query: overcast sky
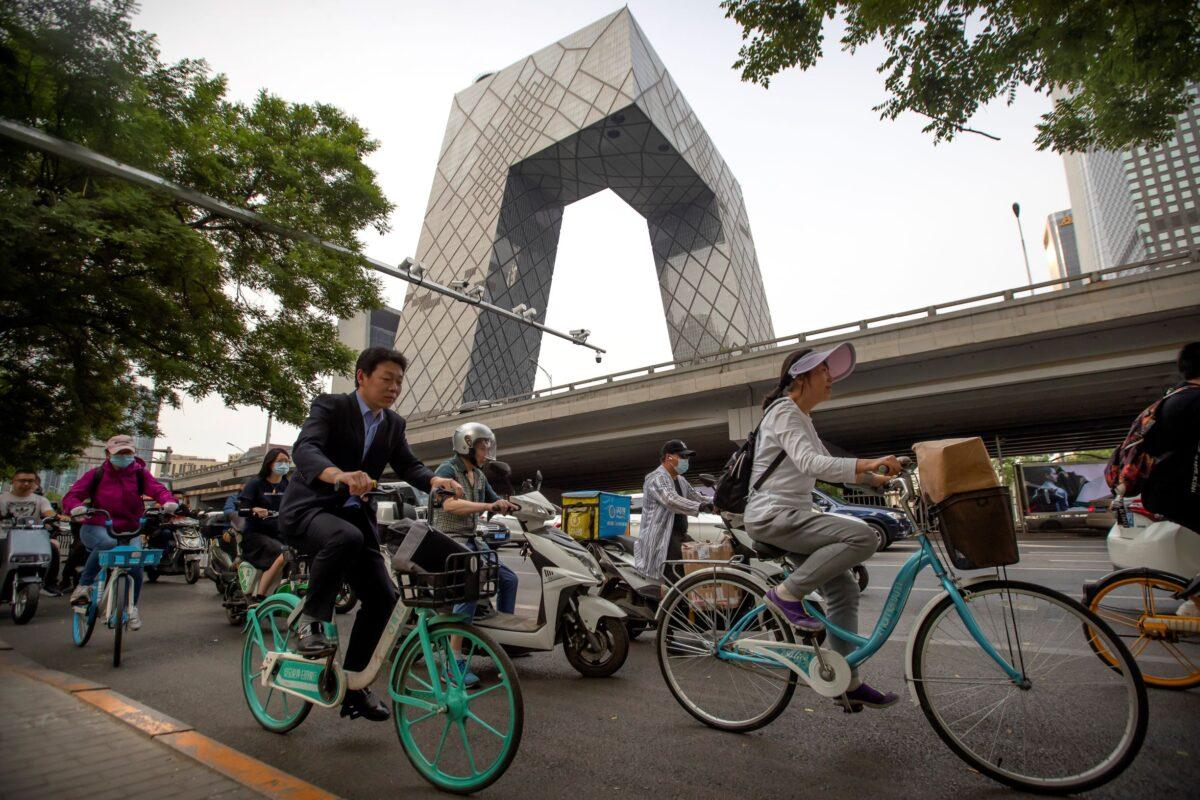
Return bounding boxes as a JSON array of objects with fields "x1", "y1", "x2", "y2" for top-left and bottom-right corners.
[{"x1": 133, "y1": 0, "x2": 1070, "y2": 460}]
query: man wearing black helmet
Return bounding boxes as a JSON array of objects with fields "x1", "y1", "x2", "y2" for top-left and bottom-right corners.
[{"x1": 635, "y1": 440, "x2": 712, "y2": 581}]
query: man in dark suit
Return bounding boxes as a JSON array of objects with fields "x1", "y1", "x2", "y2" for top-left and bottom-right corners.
[{"x1": 280, "y1": 346, "x2": 462, "y2": 721}]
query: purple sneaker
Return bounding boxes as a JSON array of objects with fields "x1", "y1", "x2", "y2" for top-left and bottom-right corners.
[
  {"x1": 764, "y1": 588, "x2": 825, "y2": 633},
  {"x1": 836, "y1": 682, "x2": 899, "y2": 711}
]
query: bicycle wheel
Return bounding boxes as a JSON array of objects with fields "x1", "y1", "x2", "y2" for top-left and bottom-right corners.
[
  {"x1": 391, "y1": 620, "x2": 523, "y2": 794},
  {"x1": 912, "y1": 580, "x2": 1148, "y2": 794},
  {"x1": 656, "y1": 570, "x2": 796, "y2": 732},
  {"x1": 112, "y1": 573, "x2": 129, "y2": 668},
  {"x1": 1086, "y1": 571, "x2": 1200, "y2": 690},
  {"x1": 241, "y1": 595, "x2": 312, "y2": 733},
  {"x1": 72, "y1": 585, "x2": 98, "y2": 647}
]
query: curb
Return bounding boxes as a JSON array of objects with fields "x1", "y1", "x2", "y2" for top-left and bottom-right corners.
[{"x1": 0, "y1": 647, "x2": 338, "y2": 800}]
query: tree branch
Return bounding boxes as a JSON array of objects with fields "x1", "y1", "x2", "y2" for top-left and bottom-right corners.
[{"x1": 912, "y1": 109, "x2": 1001, "y2": 141}]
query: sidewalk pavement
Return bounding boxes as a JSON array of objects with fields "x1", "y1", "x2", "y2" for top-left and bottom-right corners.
[{"x1": 0, "y1": 639, "x2": 336, "y2": 800}]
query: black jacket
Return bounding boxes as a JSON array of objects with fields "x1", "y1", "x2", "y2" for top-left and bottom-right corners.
[{"x1": 280, "y1": 392, "x2": 434, "y2": 537}]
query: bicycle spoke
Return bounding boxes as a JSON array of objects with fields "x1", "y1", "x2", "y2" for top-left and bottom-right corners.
[
  {"x1": 430, "y1": 719, "x2": 452, "y2": 768},
  {"x1": 466, "y1": 681, "x2": 508, "y2": 702},
  {"x1": 457, "y1": 720, "x2": 478, "y2": 776},
  {"x1": 466, "y1": 710, "x2": 506, "y2": 740}
]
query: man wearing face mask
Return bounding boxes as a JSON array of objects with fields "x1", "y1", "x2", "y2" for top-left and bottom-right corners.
[{"x1": 634, "y1": 440, "x2": 712, "y2": 581}]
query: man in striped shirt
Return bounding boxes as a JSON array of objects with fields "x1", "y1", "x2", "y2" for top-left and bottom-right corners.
[{"x1": 634, "y1": 440, "x2": 712, "y2": 581}]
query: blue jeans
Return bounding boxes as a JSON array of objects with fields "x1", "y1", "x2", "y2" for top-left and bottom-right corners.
[
  {"x1": 78, "y1": 525, "x2": 143, "y2": 603},
  {"x1": 453, "y1": 539, "x2": 518, "y2": 618}
]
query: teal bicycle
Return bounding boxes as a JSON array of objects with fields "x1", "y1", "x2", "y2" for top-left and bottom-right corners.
[
  {"x1": 241, "y1": 489, "x2": 523, "y2": 794},
  {"x1": 71, "y1": 508, "x2": 163, "y2": 667},
  {"x1": 656, "y1": 460, "x2": 1148, "y2": 794}
]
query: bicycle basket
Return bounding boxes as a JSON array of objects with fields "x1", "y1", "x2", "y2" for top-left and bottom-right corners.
[
  {"x1": 931, "y1": 487, "x2": 1019, "y2": 570},
  {"x1": 389, "y1": 519, "x2": 499, "y2": 607},
  {"x1": 98, "y1": 546, "x2": 164, "y2": 568}
]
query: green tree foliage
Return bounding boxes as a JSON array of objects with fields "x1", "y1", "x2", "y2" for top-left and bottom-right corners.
[
  {"x1": 0, "y1": 0, "x2": 392, "y2": 472},
  {"x1": 721, "y1": 0, "x2": 1200, "y2": 152}
]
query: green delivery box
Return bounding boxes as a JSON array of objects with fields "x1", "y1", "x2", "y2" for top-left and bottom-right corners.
[{"x1": 561, "y1": 491, "x2": 631, "y2": 540}]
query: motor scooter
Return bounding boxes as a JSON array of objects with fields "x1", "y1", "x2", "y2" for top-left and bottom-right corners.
[
  {"x1": 388, "y1": 477, "x2": 630, "y2": 677},
  {"x1": 0, "y1": 515, "x2": 53, "y2": 624},
  {"x1": 1104, "y1": 496, "x2": 1200, "y2": 575},
  {"x1": 144, "y1": 510, "x2": 206, "y2": 584}
]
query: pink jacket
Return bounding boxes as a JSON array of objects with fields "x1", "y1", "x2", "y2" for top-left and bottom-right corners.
[{"x1": 63, "y1": 458, "x2": 177, "y2": 533}]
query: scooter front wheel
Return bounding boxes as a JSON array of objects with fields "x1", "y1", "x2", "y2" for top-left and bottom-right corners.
[
  {"x1": 11, "y1": 583, "x2": 39, "y2": 624},
  {"x1": 391, "y1": 621, "x2": 523, "y2": 794},
  {"x1": 184, "y1": 560, "x2": 201, "y2": 584},
  {"x1": 563, "y1": 615, "x2": 629, "y2": 677}
]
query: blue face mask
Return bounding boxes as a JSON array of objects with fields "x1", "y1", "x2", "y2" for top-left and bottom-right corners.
[
  {"x1": 110, "y1": 454, "x2": 135, "y2": 469},
  {"x1": 273, "y1": 462, "x2": 292, "y2": 475},
  {"x1": 676, "y1": 458, "x2": 690, "y2": 475}
]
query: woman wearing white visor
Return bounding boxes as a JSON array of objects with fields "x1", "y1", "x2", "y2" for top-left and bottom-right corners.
[{"x1": 746, "y1": 343, "x2": 902, "y2": 711}]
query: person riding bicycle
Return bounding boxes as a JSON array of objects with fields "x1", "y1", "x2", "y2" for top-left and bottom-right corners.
[
  {"x1": 64, "y1": 435, "x2": 179, "y2": 630},
  {"x1": 430, "y1": 423, "x2": 519, "y2": 687},
  {"x1": 236, "y1": 447, "x2": 292, "y2": 604},
  {"x1": 745, "y1": 344, "x2": 900, "y2": 711},
  {"x1": 279, "y1": 347, "x2": 462, "y2": 722},
  {"x1": 1141, "y1": 341, "x2": 1200, "y2": 536}
]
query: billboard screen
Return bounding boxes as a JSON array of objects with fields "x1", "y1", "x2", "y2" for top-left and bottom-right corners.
[{"x1": 1020, "y1": 462, "x2": 1110, "y2": 512}]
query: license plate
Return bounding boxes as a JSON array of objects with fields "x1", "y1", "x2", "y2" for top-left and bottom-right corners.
[{"x1": 491, "y1": 531, "x2": 508, "y2": 541}]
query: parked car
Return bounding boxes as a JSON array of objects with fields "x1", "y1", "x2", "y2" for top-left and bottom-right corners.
[{"x1": 811, "y1": 489, "x2": 914, "y2": 551}]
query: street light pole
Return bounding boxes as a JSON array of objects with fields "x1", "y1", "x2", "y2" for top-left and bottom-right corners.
[
  {"x1": 1012, "y1": 202, "x2": 1034, "y2": 285},
  {"x1": 525, "y1": 356, "x2": 553, "y2": 387}
]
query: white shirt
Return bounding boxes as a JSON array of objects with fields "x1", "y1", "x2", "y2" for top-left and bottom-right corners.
[
  {"x1": 0, "y1": 491, "x2": 53, "y2": 521},
  {"x1": 744, "y1": 400, "x2": 857, "y2": 524}
]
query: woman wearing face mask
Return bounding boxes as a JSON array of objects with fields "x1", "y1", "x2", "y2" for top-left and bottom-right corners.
[
  {"x1": 64, "y1": 435, "x2": 179, "y2": 629},
  {"x1": 236, "y1": 447, "x2": 292, "y2": 603},
  {"x1": 745, "y1": 344, "x2": 902, "y2": 711},
  {"x1": 634, "y1": 439, "x2": 713, "y2": 581}
]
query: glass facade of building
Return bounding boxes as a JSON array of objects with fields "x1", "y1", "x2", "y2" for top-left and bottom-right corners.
[{"x1": 391, "y1": 9, "x2": 774, "y2": 415}]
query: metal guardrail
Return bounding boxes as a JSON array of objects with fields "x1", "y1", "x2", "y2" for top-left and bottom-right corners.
[{"x1": 411, "y1": 248, "x2": 1199, "y2": 424}]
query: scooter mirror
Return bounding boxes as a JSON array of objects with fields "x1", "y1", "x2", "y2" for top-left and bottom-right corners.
[{"x1": 535, "y1": 470, "x2": 543, "y2": 491}]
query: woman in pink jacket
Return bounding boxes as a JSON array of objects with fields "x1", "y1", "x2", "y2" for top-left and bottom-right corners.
[{"x1": 64, "y1": 435, "x2": 178, "y2": 630}]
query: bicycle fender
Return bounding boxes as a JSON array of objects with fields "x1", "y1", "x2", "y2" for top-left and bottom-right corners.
[
  {"x1": 903, "y1": 575, "x2": 994, "y2": 705},
  {"x1": 577, "y1": 594, "x2": 625, "y2": 632},
  {"x1": 1082, "y1": 567, "x2": 1184, "y2": 604}
]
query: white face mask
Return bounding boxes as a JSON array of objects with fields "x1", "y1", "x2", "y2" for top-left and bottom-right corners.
[{"x1": 676, "y1": 458, "x2": 690, "y2": 475}]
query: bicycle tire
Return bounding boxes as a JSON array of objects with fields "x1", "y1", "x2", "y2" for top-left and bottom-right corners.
[
  {"x1": 391, "y1": 620, "x2": 523, "y2": 794},
  {"x1": 73, "y1": 587, "x2": 98, "y2": 647},
  {"x1": 241, "y1": 595, "x2": 312, "y2": 733},
  {"x1": 1086, "y1": 570, "x2": 1200, "y2": 690},
  {"x1": 912, "y1": 579, "x2": 1148, "y2": 794},
  {"x1": 656, "y1": 569, "x2": 796, "y2": 732},
  {"x1": 112, "y1": 573, "x2": 128, "y2": 668}
]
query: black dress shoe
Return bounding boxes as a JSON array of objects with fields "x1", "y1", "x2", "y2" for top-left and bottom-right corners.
[
  {"x1": 340, "y1": 688, "x2": 390, "y2": 722},
  {"x1": 297, "y1": 621, "x2": 336, "y2": 658}
]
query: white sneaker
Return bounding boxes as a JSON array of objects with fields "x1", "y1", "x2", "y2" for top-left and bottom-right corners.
[
  {"x1": 127, "y1": 606, "x2": 142, "y2": 631},
  {"x1": 70, "y1": 584, "x2": 91, "y2": 610}
]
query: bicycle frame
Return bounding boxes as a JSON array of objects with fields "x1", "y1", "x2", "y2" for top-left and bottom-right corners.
[
  {"x1": 260, "y1": 593, "x2": 467, "y2": 709},
  {"x1": 715, "y1": 534, "x2": 1023, "y2": 683}
]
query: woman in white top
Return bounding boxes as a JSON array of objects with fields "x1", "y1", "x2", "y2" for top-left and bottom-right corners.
[{"x1": 745, "y1": 343, "x2": 901, "y2": 710}]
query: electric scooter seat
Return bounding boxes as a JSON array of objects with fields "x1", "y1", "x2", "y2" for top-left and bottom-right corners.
[
  {"x1": 607, "y1": 535, "x2": 637, "y2": 555},
  {"x1": 635, "y1": 583, "x2": 662, "y2": 601},
  {"x1": 751, "y1": 540, "x2": 790, "y2": 560}
]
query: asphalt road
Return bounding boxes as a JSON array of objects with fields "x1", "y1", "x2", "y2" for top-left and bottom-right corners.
[{"x1": 3, "y1": 534, "x2": 1197, "y2": 799}]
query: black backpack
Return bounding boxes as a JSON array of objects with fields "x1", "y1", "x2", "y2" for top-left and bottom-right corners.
[{"x1": 711, "y1": 400, "x2": 787, "y2": 514}]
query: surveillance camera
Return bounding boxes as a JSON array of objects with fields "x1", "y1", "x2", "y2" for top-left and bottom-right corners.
[
  {"x1": 449, "y1": 279, "x2": 470, "y2": 291},
  {"x1": 465, "y1": 284, "x2": 486, "y2": 301},
  {"x1": 569, "y1": 329, "x2": 591, "y2": 343},
  {"x1": 595, "y1": 354, "x2": 603, "y2": 364},
  {"x1": 521, "y1": 307, "x2": 538, "y2": 321}
]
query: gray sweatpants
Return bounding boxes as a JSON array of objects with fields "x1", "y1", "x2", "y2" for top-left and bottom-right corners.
[{"x1": 747, "y1": 508, "x2": 877, "y2": 675}]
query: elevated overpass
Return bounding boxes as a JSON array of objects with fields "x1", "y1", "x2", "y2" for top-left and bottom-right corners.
[
  {"x1": 171, "y1": 252, "x2": 1199, "y2": 505},
  {"x1": 404, "y1": 252, "x2": 1200, "y2": 493}
]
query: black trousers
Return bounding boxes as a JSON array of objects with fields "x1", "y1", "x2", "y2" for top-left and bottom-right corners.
[{"x1": 291, "y1": 507, "x2": 398, "y2": 673}]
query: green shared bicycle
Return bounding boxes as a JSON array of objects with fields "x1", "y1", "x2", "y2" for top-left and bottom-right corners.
[
  {"x1": 241, "y1": 491, "x2": 522, "y2": 794},
  {"x1": 656, "y1": 459, "x2": 1148, "y2": 795}
]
